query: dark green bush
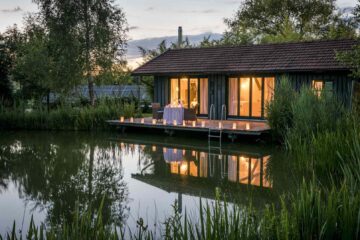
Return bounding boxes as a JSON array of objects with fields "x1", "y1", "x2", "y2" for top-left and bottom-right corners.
[{"x1": 0, "y1": 100, "x2": 140, "y2": 131}]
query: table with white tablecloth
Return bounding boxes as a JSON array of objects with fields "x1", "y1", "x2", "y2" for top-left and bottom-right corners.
[{"x1": 163, "y1": 107, "x2": 184, "y2": 124}]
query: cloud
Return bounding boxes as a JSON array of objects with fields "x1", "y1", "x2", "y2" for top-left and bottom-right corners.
[
  {"x1": 223, "y1": 0, "x2": 240, "y2": 5},
  {"x1": 129, "y1": 26, "x2": 140, "y2": 30},
  {"x1": 0, "y1": 6, "x2": 22, "y2": 13},
  {"x1": 179, "y1": 9, "x2": 219, "y2": 14},
  {"x1": 145, "y1": 7, "x2": 154, "y2": 11}
]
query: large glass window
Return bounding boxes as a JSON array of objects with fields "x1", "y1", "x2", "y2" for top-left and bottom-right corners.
[
  {"x1": 170, "y1": 78, "x2": 179, "y2": 104},
  {"x1": 228, "y1": 78, "x2": 238, "y2": 115},
  {"x1": 229, "y1": 76, "x2": 275, "y2": 118},
  {"x1": 252, "y1": 77, "x2": 262, "y2": 117},
  {"x1": 170, "y1": 77, "x2": 208, "y2": 114},
  {"x1": 200, "y1": 78, "x2": 208, "y2": 114},
  {"x1": 240, "y1": 78, "x2": 250, "y2": 116}
]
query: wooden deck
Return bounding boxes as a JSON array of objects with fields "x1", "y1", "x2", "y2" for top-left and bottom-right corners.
[{"x1": 107, "y1": 117, "x2": 270, "y2": 138}]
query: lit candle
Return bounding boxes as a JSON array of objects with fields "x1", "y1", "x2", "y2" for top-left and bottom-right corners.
[
  {"x1": 218, "y1": 122, "x2": 222, "y2": 129},
  {"x1": 192, "y1": 121, "x2": 196, "y2": 127},
  {"x1": 152, "y1": 119, "x2": 156, "y2": 124},
  {"x1": 183, "y1": 121, "x2": 186, "y2": 127},
  {"x1": 232, "y1": 123, "x2": 237, "y2": 130},
  {"x1": 163, "y1": 119, "x2": 167, "y2": 125},
  {"x1": 201, "y1": 121, "x2": 206, "y2": 128},
  {"x1": 173, "y1": 120, "x2": 177, "y2": 126},
  {"x1": 141, "y1": 118, "x2": 145, "y2": 124},
  {"x1": 120, "y1": 116, "x2": 124, "y2": 122},
  {"x1": 152, "y1": 146, "x2": 157, "y2": 152},
  {"x1": 130, "y1": 117, "x2": 134, "y2": 123},
  {"x1": 246, "y1": 123, "x2": 251, "y2": 130}
]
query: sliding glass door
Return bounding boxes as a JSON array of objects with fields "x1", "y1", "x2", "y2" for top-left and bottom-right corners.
[
  {"x1": 170, "y1": 77, "x2": 208, "y2": 114},
  {"x1": 228, "y1": 77, "x2": 275, "y2": 118}
]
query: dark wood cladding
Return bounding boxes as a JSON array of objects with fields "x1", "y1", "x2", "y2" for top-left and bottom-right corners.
[
  {"x1": 283, "y1": 72, "x2": 354, "y2": 106},
  {"x1": 154, "y1": 72, "x2": 356, "y2": 120},
  {"x1": 154, "y1": 76, "x2": 168, "y2": 106},
  {"x1": 133, "y1": 39, "x2": 357, "y2": 76}
]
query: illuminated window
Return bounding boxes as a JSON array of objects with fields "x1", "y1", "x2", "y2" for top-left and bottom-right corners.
[
  {"x1": 170, "y1": 78, "x2": 208, "y2": 114},
  {"x1": 312, "y1": 80, "x2": 324, "y2": 97},
  {"x1": 228, "y1": 76, "x2": 275, "y2": 118}
]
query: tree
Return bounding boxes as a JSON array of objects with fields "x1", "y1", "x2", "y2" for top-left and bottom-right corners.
[
  {"x1": 223, "y1": 0, "x2": 356, "y2": 45},
  {"x1": 336, "y1": 0, "x2": 360, "y2": 78},
  {"x1": 33, "y1": 0, "x2": 128, "y2": 106},
  {"x1": 0, "y1": 34, "x2": 13, "y2": 103}
]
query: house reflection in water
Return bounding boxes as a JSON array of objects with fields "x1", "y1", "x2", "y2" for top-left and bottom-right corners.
[{"x1": 162, "y1": 147, "x2": 272, "y2": 188}]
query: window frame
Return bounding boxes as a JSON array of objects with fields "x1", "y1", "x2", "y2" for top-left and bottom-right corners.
[
  {"x1": 169, "y1": 77, "x2": 209, "y2": 116},
  {"x1": 227, "y1": 76, "x2": 275, "y2": 119}
]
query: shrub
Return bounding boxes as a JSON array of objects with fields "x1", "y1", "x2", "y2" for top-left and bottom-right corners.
[
  {"x1": 0, "y1": 99, "x2": 140, "y2": 131},
  {"x1": 266, "y1": 76, "x2": 296, "y2": 141}
]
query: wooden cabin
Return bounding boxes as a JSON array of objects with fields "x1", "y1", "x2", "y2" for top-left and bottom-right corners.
[{"x1": 132, "y1": 39, "x2": 358, "y2": 120}]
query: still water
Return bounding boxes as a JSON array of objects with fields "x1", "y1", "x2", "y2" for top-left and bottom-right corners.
[{"x1": 0, "y1": 131, "x2": 294, "y2": 236}]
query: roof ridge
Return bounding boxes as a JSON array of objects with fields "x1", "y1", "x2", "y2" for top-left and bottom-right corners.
[{"x1": 168, "y1": 38, "x2": 358, "y2": 51}]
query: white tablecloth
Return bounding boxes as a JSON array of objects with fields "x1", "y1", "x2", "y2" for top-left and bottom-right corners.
[{"x1": 163, "y1": 107, "x2": 184, "y2": 124}]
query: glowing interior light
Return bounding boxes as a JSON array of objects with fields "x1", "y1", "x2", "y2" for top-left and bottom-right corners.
[
  {"x1": 180, "y1": 163, "x2": 188, "y2": 172},
  {"x1": 120, "y1": 116, "x2": 124, "y2": 122},
  {"x1": 141, "y1": 118, "x2": 145, "y2": 124},
  {"x1": 163, "y1": 119, "x2": 167, "y2": 125},
  {"x1": 183, "y1": 121, "x2": 186, "y2": 126},
  {"x1": 192, "y1": 121, "x2": 196, "y2": 127},
  {"x1": 218, "y1": 122, "x2": 222, "y2": 129},
  {"x1": 201, "y1": 121, "x2": 206, "y2": 128},
  {"x1": 130, "y1": 117, "x2": 134, "y2": 123},
  {"x1": 152, "y1": 146, "x2": 157, "y2": 152},
  {"x1": 173, "y1": 120, "x2": 177, "y2": 126},
  {"x1": 163, "y1": 147, "x2": 167, "y2": 153},
  {"x1": 246, "y1": 123, "x2": 251, "y2": 130},
  {"x1": 232, "y1": 123, "x2": 237, "y2": 129},
  {"x1": 152, "y1": 119, "x2": 156, "y2": 124}
]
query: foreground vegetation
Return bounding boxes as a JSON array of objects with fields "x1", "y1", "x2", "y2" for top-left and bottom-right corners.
[
  {"x1": 0, "y1": 99, "x2": 140, "y2": 131},
  {"x1": 2, "y1": 79, "x2": 359, "y2": 239}
]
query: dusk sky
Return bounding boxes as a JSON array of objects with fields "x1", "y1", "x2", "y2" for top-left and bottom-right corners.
[{"x1": 0, "y1": 0, "x2": 358, "y2": 41}]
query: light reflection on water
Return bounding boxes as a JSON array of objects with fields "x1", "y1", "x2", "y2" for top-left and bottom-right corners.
[{"x1": 0, "y1": 131, "x2": 293, "y2": 236}]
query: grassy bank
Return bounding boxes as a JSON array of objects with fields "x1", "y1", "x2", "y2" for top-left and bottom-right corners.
[{"x1": 0, "y1": 99, "x2": 140, "y2": 131}]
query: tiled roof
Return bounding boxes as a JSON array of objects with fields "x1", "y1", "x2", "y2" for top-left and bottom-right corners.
[{"x1": 132, "y1": 39, "x2": 357, "y2": 75}]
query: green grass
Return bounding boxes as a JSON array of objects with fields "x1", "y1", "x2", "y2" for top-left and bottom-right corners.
[{"x1": 0, "y1": 99, "x2": 141, "y2": 131}]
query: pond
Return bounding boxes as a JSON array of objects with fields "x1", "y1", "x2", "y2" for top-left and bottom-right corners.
[{"x1": 0, "y1": 131, "x2": 295, "y2": 236}]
